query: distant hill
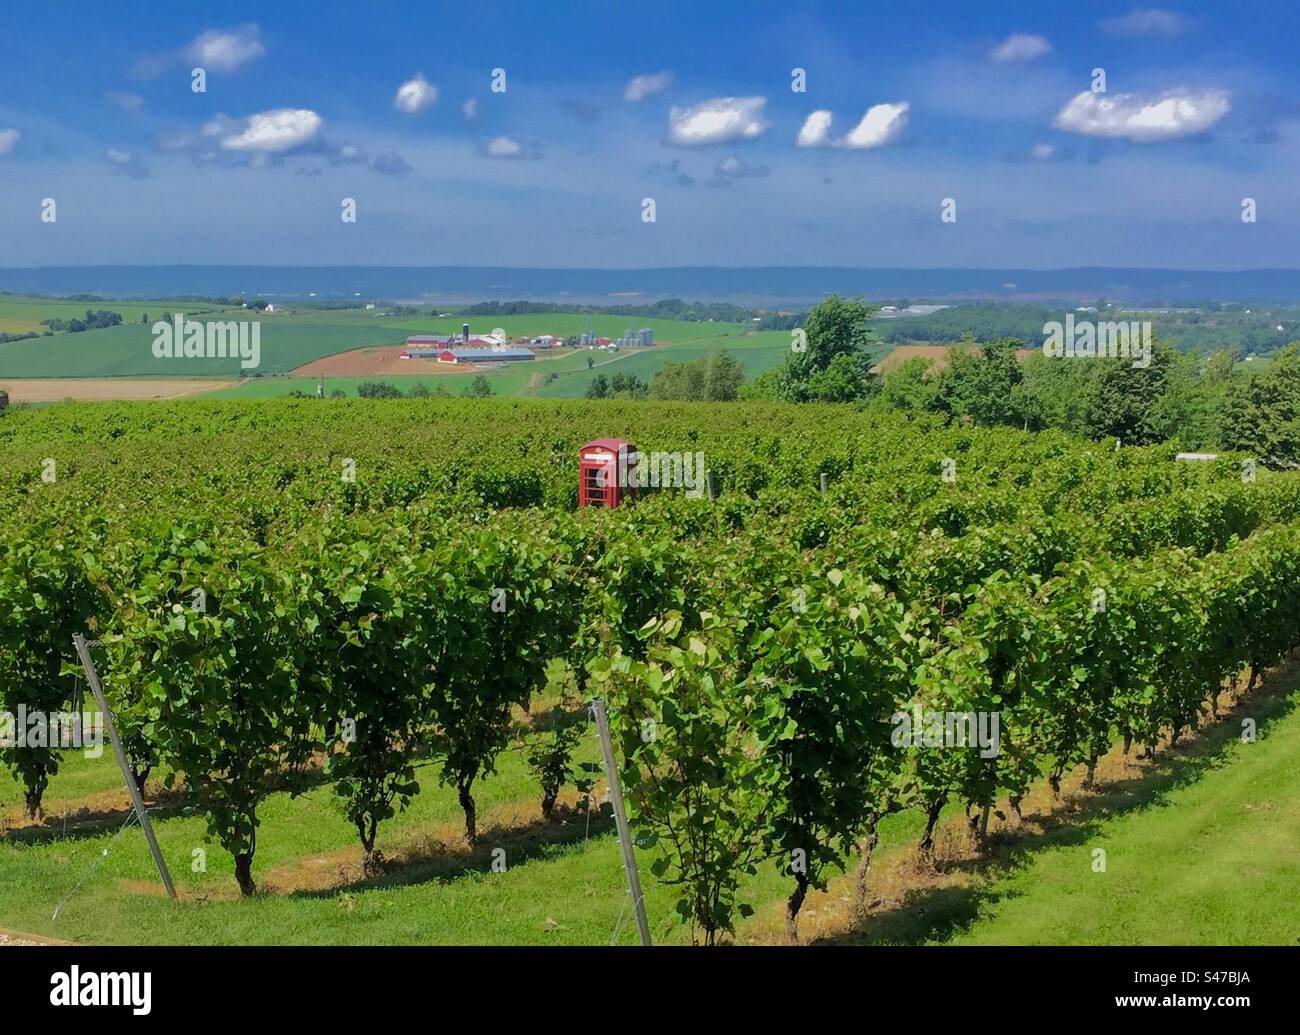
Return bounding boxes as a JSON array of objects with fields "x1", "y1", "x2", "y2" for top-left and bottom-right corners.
[{"x1": 4, "y1": 266, "x2": 1300, "y2": 306}]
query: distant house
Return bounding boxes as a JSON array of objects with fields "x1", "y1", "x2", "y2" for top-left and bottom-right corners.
[{"x1": 264, "y1": 303, "x2": 278, "y2": 314}]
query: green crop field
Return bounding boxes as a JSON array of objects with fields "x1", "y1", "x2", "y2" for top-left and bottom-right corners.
[
  {"x1": 0, "y1": 300, "x2": 770, "y2": 386},
  {"x1": 2, "y1": 399, "x2": 1299, "y2": 947},
  {"x1": 394, "y1": 313, "x2": 756, "y2": 343},
  {"x1": 0, "y1": 295, "x2": 225, "y2": 336},
  {"x1": 0, "y1": 310, "x2": 411, "y2": 378}
]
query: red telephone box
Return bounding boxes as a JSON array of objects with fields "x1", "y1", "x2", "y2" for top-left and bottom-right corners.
[{"x1": 579, "y1": 438, "x2": 637, "y2": 508}]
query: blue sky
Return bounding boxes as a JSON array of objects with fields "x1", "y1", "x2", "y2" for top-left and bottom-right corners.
[{"x1": 1, "y1": 0, "x2": 1298, "y2": 268}]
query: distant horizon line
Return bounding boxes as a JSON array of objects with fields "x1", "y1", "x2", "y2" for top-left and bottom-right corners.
[{"x1": 3, "y1": 263, "x2": 1300, "y2": 274}]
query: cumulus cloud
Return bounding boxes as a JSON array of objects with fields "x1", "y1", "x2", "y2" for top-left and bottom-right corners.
[
  {"x1": 394, "y1": 75, "x2": 437, "y2": 114},
  {"x1": 187, "y1": 24, "x2": 266, "y2": 71},
  {"x1": 797, "y1": 110, "x2": 833, "y2": 148},
  {"x1": 0, "y1": 129, "x2": 19, "y2": 155},
  {"x1": 840, "y1": 102, "x2": 910, "y2": 148},
  {"x1": 160, "y1": 110, "x2": 406, "y2": 174},
  {"x1": 796, "y1": 103, "x2": 909, "y2": 149},
  {"x1": 106, "y1": 91, "x2": 145, "y2": 113},
  {"x1": 462, "y1": 98, "x2": 479, "y2": 121},
  {"x1": 1053, "y1": 88, "x2": 1230, "y2": 142},
  {"x1": 205, "y1": 108, "x2": 324, "y2": 153},
  {"x1": 104, "y1": 148, "x2": 150, "y2": 179},
  {"x1": 1100, "y1": 8, "x2": 1191, "y2": 37},
  {"x1": 667, "y1": 96, "x2": 767, "y2": 146},
  {"x1": 1029, "y1": 142, "x2": 1057, "y2": 160},
  {"x1": 479, "y1": 135, "x2": 542, "y2": 160},
  {"x1": 135, "y1": 23, "x2": 265, "y2": 78},
  {"x1": 625, "y1": 71, "x2": 673, "y2": 102},
  {"x1": 989, "y1": 33, "x2": 1052, "y2": 62}
]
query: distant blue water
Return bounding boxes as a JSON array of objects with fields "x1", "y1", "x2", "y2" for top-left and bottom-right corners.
[{"x1": 2, "y1": 266, "x2": 1298, "y2": 305}]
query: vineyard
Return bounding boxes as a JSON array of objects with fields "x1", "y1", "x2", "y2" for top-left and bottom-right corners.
[{"x1": 2, "y1": 398, "x2": 1299, "y2": 945}]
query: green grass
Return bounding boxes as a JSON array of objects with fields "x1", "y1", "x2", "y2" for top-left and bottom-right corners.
[
  {"x1": 0, "y1": 295, "x2": 218, "y2": 336},
  {"x1": 0, "y1": 314, "x2": 410, "y2": 378},
  {"x1": 5, "y1": 680, "x2": 1299, "y2": 944},
  {"x1": 815, "y1": 680, "x2": 1300, "y2": 947},
  {"x1": 939, "y1": 691, "x2": 1300, "y2": 946}
]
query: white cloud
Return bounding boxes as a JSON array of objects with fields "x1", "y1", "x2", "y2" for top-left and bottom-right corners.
[
  {"x1": 796, "y1": 103, "x2": 909, "y2": 150},
  {"x1": 0, "y1": 129, "x2": 19, "y2": 155},
  {"x1": 394, "y1": 75, "x2": 438, "y2": 114},
  {"x1": 625, "y1": 71, "x2": 673, "y2": 102},
  {"x1": 462, "y1": 98, "x2": 479, "y2": 121},
  {"x1": 797, "y1": 110, "x2": 833, "y2": 148},
  {"x1": 484, "y1": 136, "x2": 521, "y2": 158},
  {"x1": 667, "y1": 96, "x2": 767, "y2": 146},
  {"x1": 134, "y1": 23, "x2": 265, "y2": 78},
  {"x1": 1100, "y1": 8, "x2": 1191, "y2": 37},
  {"x1": 1053, "y1": 88, "x2": 1230, "y2": 142},
  {"x1": 840, "y1": 102, "x2": 910, "y2": 149},
  {"x1": 206, "y1": 108, "x2": 324, "y2": 153},
  {"x1": 1028, "y1": 142, "x2": 1057, "y2": 160},
  {"x1": 186, "y1": 24, "x2": 265, "y2": 72},
  {"x1": 989, "y1": 33, "x2": 1052, "y2": 63},
  {"x1": 480, "y1": 135, "x2": 542, "y2": 160}
]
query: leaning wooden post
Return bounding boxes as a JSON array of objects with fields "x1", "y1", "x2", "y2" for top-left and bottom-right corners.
[
  {"x1": 73, "y1": 634, "x2": 177, "y2": 899},
  {"x1": 819, "y1": 471, "x2": 828, "y2": 493},
  {"x1": 592, "y1": 698, "x2": 651, "y2": 946}
]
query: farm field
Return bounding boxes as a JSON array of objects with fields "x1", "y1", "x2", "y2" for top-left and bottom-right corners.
[
  {"x1": 0, "y1": 295, "x2": 228, "y2": 336},
  {"x1": 0, "y1": 378, "x2": 231, "y2": 403},
  {"x1": 0, "y1": 312, "x2": 411, "y2": 378},
  {"x1": 3, "y1": 399, "x2": 1300, "y2": 946},
  {"x1": 0, "y1": 296, "x2": 779, "y2": 395}
]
